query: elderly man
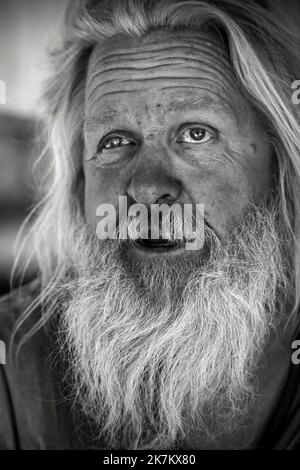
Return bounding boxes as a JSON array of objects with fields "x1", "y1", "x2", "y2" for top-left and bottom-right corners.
[{"x1": 1, "y1": 0, "x2": 300, "y2": 450}]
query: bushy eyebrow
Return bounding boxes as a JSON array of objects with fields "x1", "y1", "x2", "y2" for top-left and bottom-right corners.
[
  {"x1": 84, "y1": 93, "x2": 236, "y2": 131},
  {"x1": 165, "y1": 94, "x2": 232, "y2": 113},
  {"x1": 84, "y1": 107, "x2": 120, "y2": 127}
]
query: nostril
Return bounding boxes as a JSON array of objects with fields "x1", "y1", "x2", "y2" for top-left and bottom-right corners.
[{"x1": 156, "y1": 194, "x2": 177, "y2": 204}]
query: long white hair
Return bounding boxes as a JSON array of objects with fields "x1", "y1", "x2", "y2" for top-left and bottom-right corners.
[{"x1": 11, "y1": 0, "x2": 300, "y2": 345}]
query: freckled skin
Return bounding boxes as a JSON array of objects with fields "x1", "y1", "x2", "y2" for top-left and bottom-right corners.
[{"x1": 83, "y1": 30, "x2": 274, "y2": 238}]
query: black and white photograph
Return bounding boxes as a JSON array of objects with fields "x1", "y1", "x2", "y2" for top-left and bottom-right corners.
[{"x1": 1, "y1": 0, "x2": 300, "y2": 456}]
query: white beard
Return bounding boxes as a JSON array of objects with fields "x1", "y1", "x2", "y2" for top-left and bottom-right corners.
[{"x1": 55, "y1": 203, "x2": 290, "y2": 449}]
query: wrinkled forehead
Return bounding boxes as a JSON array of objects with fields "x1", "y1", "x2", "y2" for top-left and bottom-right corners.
[{"x1": 85, "y1": 29, "x2": 244, "y2": 119}]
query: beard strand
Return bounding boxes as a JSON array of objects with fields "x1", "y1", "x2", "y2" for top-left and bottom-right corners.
[{"x1": 52, "y1": 201, "x2": 291, "y2": 449}]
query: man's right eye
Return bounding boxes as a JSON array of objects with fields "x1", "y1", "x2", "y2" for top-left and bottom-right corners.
[{"x1": 97, "y1": 134, "x2": 134, "y2": 153}]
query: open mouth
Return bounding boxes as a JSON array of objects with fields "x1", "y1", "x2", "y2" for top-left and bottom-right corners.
[{"x1": 132, "y1": 238, "x2": 185, "y2": 253}]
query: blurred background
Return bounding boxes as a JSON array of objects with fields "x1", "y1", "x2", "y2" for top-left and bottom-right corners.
[
  {"x1": 0, "y1": 0, "x2": 69, "y2": 294},
  {"x1": 0, "y1": 0, "x2": 299, "y2": 295}
]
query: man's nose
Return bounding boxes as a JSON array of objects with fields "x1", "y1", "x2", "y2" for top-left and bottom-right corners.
[{"x1": 127, "y1": 163, "x2": 182, "y2": 205}]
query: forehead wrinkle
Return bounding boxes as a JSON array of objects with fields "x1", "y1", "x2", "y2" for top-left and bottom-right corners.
[
  {"x1": 87, "y1": 47, "x2": 237, "y2": 108},
  {"x1": 107, "y1": 31, "x2": 224, "y2": 48},
  {"x1": 97, "y1": 46, "x2": 231, "y2": 69},
  {"x1": 91, "y1": 33, "x2": 229, "y2": 63},
  {"x1": 87, "y1": 35, "x2": 234, "y2": 80},
  {"x1": 89, "y1": 46, "x2": 233, "y2": 79},
  {"x1": 87, "y1": 62, "x2": 235, "y2": 102},
  {"x1": 86, "y1": 33, "x2": 243, "y2": 128},
  {"x1": 89, "y1": 60, "x2": 230, "y2": 80},
  {"x1": 87, "y1": 74, "x2": 235, "y2": 107},
  {"x1": 88, "y1": 69, "x2": 233, "y2": 89}
]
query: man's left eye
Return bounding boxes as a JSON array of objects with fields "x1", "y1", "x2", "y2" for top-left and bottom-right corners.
[{"x1": 177, "y1": 127, "x2": 213, "y2": 144}]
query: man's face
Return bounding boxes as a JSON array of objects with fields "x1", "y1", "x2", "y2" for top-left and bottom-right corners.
[{"x1": 83, "y1": 30, "x2": 274, "y2": 253}]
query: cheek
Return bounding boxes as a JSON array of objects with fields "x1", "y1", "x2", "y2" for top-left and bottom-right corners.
[
  {"x1": 224, "y1": 125, "x2": 275, "y2": 200},
  {"x1": 83, "y1": 163, "x2": 126, "y2": 231},
  {"x1": 183, "y1": 156, "x2": 265, "y2": 235},
  {"x1": 84, "y1": 183, "x2": 100, "y2": 232},
  {"x1": 247, "y1": 149, "x2": 275, "y2": 200}
]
